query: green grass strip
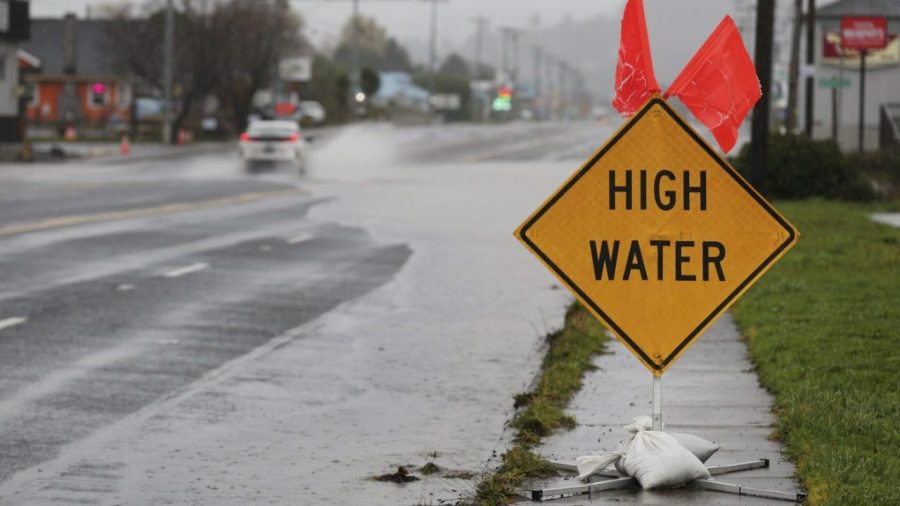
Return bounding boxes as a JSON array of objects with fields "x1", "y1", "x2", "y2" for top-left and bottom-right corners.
[
  {"x1": 471, "y1": 302, "x2": 609, "y2": 505},
  {"x1": 732, "y1": 200, "x2": 900, "y2": 506}
]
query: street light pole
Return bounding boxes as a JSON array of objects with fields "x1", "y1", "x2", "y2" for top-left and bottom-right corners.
[
  {"x1": 858, "y1": 50, "x2": 866, "y2": 152},
  {"x1": 271, "y1": 0, "x2": 280, "y2": 114},
  {"x1": 351, "y1": 0, "x2": 360, "y2": 94},
  {"x1": 162, "y1": 0, "x2": 174, "y2": 144},
  {"x1": 471, "y1": 15, "x2": 488, "y2": 79},
  {"x1": 427, "y1": 0, "x2": 438, "y2": 74}
]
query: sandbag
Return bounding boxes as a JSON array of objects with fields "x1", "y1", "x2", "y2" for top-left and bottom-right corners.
[
  {"x1": 619, "y1": 427, "x2": 710, "y2": 489},
  {"x1": 669, "y1": 432, "x2": 720, "y2": 463},
  {"x1": 613, "y1": 419, "x2": 720, "y2": 474},
  {"x1": 576, "y1": 452, "x2": 620, "y2": 481},
  {"x1": 578, "y1": 416, "x2": 718, "y2": 489}
]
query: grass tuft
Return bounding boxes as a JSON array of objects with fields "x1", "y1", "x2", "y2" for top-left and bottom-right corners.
[{"x1": 733, "y1": 200, "x2": 900, "y2": 505}]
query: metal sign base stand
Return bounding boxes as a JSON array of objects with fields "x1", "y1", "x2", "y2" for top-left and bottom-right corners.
[{"x1": 529, "y1": 376, "x2": 806, "y2": 503}]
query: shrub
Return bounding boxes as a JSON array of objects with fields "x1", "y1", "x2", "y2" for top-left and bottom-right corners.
[
  {"x1": 846, "y1": 149, "x2": 900, "y2": 199},
  {"x1": 733, "y1": 134, "x2": 875, "y2": 201}
]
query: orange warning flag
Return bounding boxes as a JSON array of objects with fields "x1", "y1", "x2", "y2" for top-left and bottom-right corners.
[
  {"x1": 665, "y1": 16, "x2": 760, "y2": 154},
  {"x1": 612, "y1": 0, "x2": 660, "y2": 117}
]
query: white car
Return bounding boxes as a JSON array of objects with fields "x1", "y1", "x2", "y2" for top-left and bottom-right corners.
[
  {"x1": 299, "y1": 101, "x2": 326, "y2": 126},
  {"x1": 239, "y1": 120, "x2": 307, "y2": 171}
]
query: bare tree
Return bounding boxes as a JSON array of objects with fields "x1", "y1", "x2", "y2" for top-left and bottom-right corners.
[{"x1": 106, "y1": 0, "x2": 306, "y2": 138}]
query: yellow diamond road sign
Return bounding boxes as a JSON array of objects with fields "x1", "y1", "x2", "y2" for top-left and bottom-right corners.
[{"x1": 515, "y1": 98, "x2": 799, "y2": 376}]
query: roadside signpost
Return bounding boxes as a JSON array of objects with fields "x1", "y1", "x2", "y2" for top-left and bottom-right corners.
[
  {"x1": 818, "y1": 77, "x2": 851, "y2": 88},
  {"x1": 516, "y1": 1, "x2": 802, "y2": 500},
  {"x1": 841, "y1": 16, "x2": 888, "y2": 152},
  {"x1": 515, "y1": 97, "x2": 798, "y2": 378},
  {"x1": 516, "y1": 98, "x2": 801, "y2": 500},
  {"x1": 819, "y1": 77, "x2": 851, "y2": 141}
]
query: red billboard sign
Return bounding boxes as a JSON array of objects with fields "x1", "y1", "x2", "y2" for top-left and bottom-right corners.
[{"x1": 841, "y1": 16, "x2": 888, "y2": 51}]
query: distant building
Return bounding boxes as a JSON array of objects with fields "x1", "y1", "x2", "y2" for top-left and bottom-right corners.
[
  {"x1": 371, "y1": 72, "x2": 430, "y2": 112},
  {"x1": 813, "y1": 0, "x2": 900, "y2": 151},
  {"x1": 22, "y1": 14, "x2": 131, "y2": 136},
  {"x1": 0, "y1": 0, "x2": 30, "y2": 142}
]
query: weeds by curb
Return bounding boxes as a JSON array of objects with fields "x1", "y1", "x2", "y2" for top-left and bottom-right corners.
[{"x1": 469, "y1": 302, "x2": 609, "y2": 505}]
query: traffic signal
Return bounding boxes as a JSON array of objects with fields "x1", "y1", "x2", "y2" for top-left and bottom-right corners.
[{"x1": 492, "y1": 86, "x2": 513, "y2": 112}]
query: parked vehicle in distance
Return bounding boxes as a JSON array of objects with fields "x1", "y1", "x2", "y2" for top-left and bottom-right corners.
[
  {"x1": 238, "y1": 120, "x2": 307, "y2": 172},
  {"x1": 299, "y1": 101, "x2": 326, "y2": 126}
]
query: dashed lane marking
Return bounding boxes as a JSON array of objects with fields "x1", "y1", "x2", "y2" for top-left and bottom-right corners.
[
  {"x1": 163, "y1": 262, "x2": 209, "y2": 278},
  {"x1": 0, "y1": 317, "x2": 27, "y2": 331}
]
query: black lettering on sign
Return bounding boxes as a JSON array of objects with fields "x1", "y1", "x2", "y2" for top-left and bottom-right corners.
[
  {"x1": 683, "y1": 170, "x2": 707, "y2": 210},
  {"x1": 590, "y1": 240, "x2": 619, "y2": 280},
  {"x1": 609, "y1": 171, "x2": 633, "y2": 210},
  {"x1": 702, "y1": 241, "x2": 726, "y2": 281},
  {"x1": 589, "y1": 239, "x2": 726, "y2": 282},
  {"x1": 608, "y1": 170, "x2": 707, "y2": 211},
  {"x1": 655, "y1": 170, "x2": 676, "y2": 210},
  {"x1": 675, "y1": 241, "x2": 696, "y2": 281},
  {"x1": 650, "y1": 239, "x2": 671, "y2": 280},
  {"x1": 623, "y1": 241, "x2": 648, "y2": 281}
]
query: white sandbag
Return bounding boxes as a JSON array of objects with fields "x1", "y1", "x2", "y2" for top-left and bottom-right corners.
[
  {"x1": 616, "y1": 416, "x2": 710, "y2": 489},
  {"x1": 669, "y1": 432, "x2": 720, "y2": 463},
  {"x1": 613, "y1": 420, "x2": 721, "y2": 474},
  {"x1": 576, "y1": 452, "x2": 620, "y2": 480}
]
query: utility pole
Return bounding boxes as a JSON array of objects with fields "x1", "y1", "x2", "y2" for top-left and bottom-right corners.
[
  {"x1": 501, "y1": 27, "x2": 511, "y2": 78},
  {"x1": 786, "y1": 0, "x2": 802, "y2": 132},
  {"x1": 426, "y1": 0, "x2": 439, "y2": 74},
  {"x1": 533, "y1": 46, "x2": 542, "y2": 100},
  {"x1": 558, "y1": 60, "x2": 567, "y2": 119},
  {"x1": 804, "y1": 0, "x2": 816, "y2": 137},
  {"x1": 271, "y1": 0, "x2": 280, "y2": 114},
  {"x1": 545, "y1": 54, "x2": 555, "y2": 119},
  {"x1": 471, "y1": 15, "x2": 489, "y2": 79},
  {"x1": 351, "y1": 0, "x2": 360, "y2": 95},
  {"x1": 509, "y1": 28, "x2": 520, "y2": 86},
  {"x1": 162, "y1": 0, "x2": 174, "y2": 144},
  {"x1": 750, "y1": 0, "x2": 775, "y2": 196}
]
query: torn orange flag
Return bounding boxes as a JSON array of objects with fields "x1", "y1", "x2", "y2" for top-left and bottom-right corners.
[
  {"x1": 612, "y1": 0, "x2": 660, "y2": 116},
  {"x1": 664, "y1": 16, "x2": 760, "y2": 154}
]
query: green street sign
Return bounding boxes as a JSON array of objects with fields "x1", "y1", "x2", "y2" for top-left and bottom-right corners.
[{"x1": 818, "y1": 77, "x2": 851, "y2": 88}]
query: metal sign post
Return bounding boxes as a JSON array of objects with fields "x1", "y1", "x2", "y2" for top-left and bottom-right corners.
[
  {"x1": 858, "y1": 49, "x2": 867, "y2": 152},
  {"x1": 652, "y1": 375, "x2": 662, "y2": 431},
  {"x1": 840, "y1": 16, "x2": 888, "y2": 152}
]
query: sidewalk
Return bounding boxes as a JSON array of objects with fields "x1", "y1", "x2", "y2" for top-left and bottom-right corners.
[
  {"x1": 526, "y1": 314, "x2": 802, "y2": 504},
  {"x1": 872, "y1": 212, "x2": 900, "y2": 228}
]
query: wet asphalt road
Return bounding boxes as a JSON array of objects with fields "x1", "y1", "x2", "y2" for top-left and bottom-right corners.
[{"x1": 0, "y1": 120, "x2": 610, "y2": 502}]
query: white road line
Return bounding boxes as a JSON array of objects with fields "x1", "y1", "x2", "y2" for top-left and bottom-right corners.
[
  {"x1": 0, "y1": 317, "x2": 27, "y2": 331},
  {"x1": 117, "y1": 284, "x2": 135, "y2": 291},
  {"x1": 286, "y1": 232, "x2": 314, "y2": 245},
  {"x1": 163, "y1": 262, "x2": 209, "y2": 278}
]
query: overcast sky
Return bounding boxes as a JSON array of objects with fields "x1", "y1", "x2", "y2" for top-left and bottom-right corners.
[
  {"x1": 32, "y1": 0, "x2": 623, "y2": 35},
  {"x1": 31, "y1": 0, "x2": 832, "y2": 73}
]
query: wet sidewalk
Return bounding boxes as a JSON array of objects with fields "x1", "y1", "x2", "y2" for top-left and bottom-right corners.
[
  {"x1": 872, "y1": 212, "x2": 900, "y2": 228},
  {"x1": 525, "y1": 314, "x2": 802, "y2": 504}
]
